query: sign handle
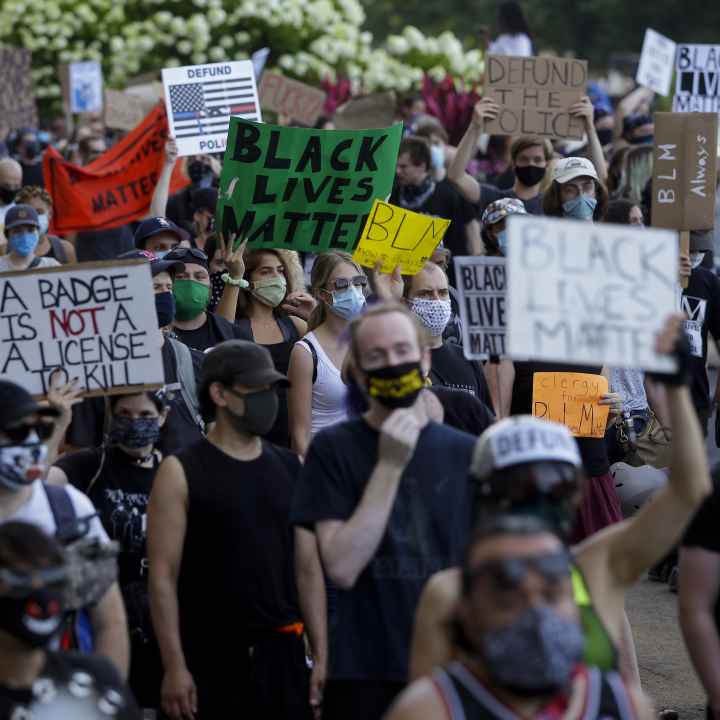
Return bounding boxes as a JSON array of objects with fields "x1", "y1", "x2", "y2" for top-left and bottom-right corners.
[{"x1": 680, "y1": 231, "x2": 690, "y2": 289}]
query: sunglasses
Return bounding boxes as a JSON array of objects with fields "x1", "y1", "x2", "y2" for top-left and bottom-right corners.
[
  {"x1": 1, "y1": 422, "x2": 54, "y2": 445},
  {"x1": 330, "y1": 275, "x2": 367, "y2": 291},
  {"x1": 464, "y1": 550, "x2": 571, "y2": 594},
  {"x1": 166, "y1": 247, "x2": 208, "y2": 263}
]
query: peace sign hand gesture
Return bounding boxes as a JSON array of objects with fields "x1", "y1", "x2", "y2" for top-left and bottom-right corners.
[{"x1": 218, "y1": 232, "x2": 248, "y2": 281}]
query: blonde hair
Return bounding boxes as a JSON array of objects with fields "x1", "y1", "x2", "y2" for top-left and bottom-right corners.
[{"x1": 307, "y1": 251, "x2": 364, "y2": 331}]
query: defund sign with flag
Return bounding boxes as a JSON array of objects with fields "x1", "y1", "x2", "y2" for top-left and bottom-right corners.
[
  {"x1": 217, "y1": 118, "x2": 403, "y2": 254},
  {"x1": 162, "y1": 60, "x2": 261, "y2": 156}
]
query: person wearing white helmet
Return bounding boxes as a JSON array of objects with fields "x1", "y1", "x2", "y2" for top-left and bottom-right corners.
[{"x1": 409, "y1": 315, "x2": 710, "y2": 683}]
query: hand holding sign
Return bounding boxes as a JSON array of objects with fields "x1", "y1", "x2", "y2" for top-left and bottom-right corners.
[{"x1": 471, "y1": 98, "x2": 500, "y2": 129}]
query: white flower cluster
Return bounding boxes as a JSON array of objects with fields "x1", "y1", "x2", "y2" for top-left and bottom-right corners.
[{"x1": 0, "y1": 0, "x2": 482, "y2": 104}]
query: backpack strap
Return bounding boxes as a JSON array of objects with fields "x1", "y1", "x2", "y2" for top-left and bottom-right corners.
[
  {"x1": 28, "y1": 256, "x2": 42, "y2": 269},
  {"x1": 298, "y1": 338, "x2": 318, "y2": 384},
  {"x1": 43, "y1": 483, "x2": 78, "y2": 544},
  {"x1": 168, "y1": 338, "x2": 205, "y2": 432},
  {"x1": 49, "y1": 236, "x2": 68, "y2": 264}
]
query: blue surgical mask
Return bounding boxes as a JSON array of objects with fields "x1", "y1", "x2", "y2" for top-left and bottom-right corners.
[
  {"x1": 329, "y1": 285, "x2": 365, "y2": 320},
  {"x1": 562, "y1": 196, "x2": 597, "y2": 221},
  {"x1": 9, "y1": 230, "x2": 39, "y2": 257},
  {"x1": 37, "y1": 214, "x2": 49, "y2": 235},
  {"x1": 430, "y1": 144, "x2": 445, "y2": 170},
  {"x1": 497, "y1": 229, "x2": 508, "y2": 255}
]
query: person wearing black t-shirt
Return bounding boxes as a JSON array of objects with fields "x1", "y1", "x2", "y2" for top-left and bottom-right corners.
[
  {"x1": 390, "y1": 136, "x2": 479, "y2": 258},
  {"x1": 148, "y1": 340, "x2": 325, "y2": 719},
  {"x1": 404, "y1": 261, "x2": 493, "y2": 408},
  {"x1": 49, "y1": 391, "x2": 171, "y2": 712},
  {"x1": 165, "y1": 246, "x2": 247, "y2": 352},
  {"x1": 291, "y1": 302, "x2": 475, "y2": 720},
  {"x1": 0, "y1": 522, "x2": 140, "y2": 720}
]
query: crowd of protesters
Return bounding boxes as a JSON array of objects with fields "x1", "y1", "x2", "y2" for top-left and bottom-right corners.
[{"x1": 3, "y1": 2, "x2": 720, "y2": 719}]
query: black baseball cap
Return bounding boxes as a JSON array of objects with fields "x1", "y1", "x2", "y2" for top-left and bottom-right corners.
[
  {"x1": 201, "y1": 340, "x2": 290, "y2": 392},
  {"x1": 165, "y1": 246, "x2": 209, "y2": 270},
  {"x1": 134, "y1": 216, "x2": 185, "y2": 248},
  {"x1": 118, "y1": 249, "x2": 185, "y2": 277},
  {"x1": 0, "y1": 381, "x2": 59, "y2": 429},
  {"x1": 5, "y1": 204, "x2": 40, "y2": 231}
]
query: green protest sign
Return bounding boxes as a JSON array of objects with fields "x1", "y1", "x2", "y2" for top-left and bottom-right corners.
[{"x1": 216, "y1": 118, "x2": 403, "y2": 253}]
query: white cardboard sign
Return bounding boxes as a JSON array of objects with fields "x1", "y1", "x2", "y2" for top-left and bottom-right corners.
[
  {"x1": 636, "y1": 29, "x2": 677, "y2": 96},
  {"x1": 673, "y1": 44, "x2": 720, "y2": 113},
  {"x1": 69, "y1": 61, "x2": 103, "y2": 114},
  {"x1": 162, "y1": 60, "x2": 261, "y2": 156},
  {"x1": 454, "y1": 256, "x2": 507, "y2": 359},
  {"x1": 0, "y1": 260, "x2": 164, "y2": 397},
  {"x1": 506, "y1": 216, "x2": 678, "y2": 372}
]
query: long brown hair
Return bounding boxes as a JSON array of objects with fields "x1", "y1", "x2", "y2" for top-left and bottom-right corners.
[
  {"x1": 307, "y1": 252, "x2": 364, "y2": 331},
  {"x1": 542, "y1": 178, "x2": 609, "y2": 221}
]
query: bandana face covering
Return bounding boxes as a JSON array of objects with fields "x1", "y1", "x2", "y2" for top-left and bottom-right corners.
[
  {"x1": 410, "y1": 298, "x2": 452, "y2": 337},
  {"x1": 364, "y1": 361, "x2": 425, "y2": 409},
  {"x1": 0, "y1": 431, "x2": 48, "y2": 490},
  {"x1": 109, "y1": 416, "x2": 161, "y2": 450}
]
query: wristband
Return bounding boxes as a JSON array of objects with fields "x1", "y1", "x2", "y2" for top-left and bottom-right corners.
[{"x1": 221, "y1": 273, "x2": 249, "y2": 289}]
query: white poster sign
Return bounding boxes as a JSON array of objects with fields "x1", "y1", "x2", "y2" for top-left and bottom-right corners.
[
  {"x1": 454, "y1": 256, "x2": 506, "y2": 359},
  {"x1": 506, "y1": 216, "x2": 678, "y2": 372},
  {"x1": 162, "y1": 60, "x2": 261, "y2": 156},
  {"x1": 636, "y1": 29, "x2": 676, "y2": 96},
  {"x1": 0, "y1": 260, "x2": 164, "y2": 397},
  {"x1": 69, "y1": 61, "x2": 103, "y2": 114},
  {"x1": 674, "y1": 44, "x2": 720, "y2": 112}
]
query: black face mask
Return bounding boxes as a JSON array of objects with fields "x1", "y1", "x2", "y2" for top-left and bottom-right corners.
[
  {"x1": 629, "y1": 134, "x2": 654, "y2": 145},
  {"x1": 363, "y1": 361, "x2": 425, "y2": 409},
  {"x1": 155, "y1": 291, "x2": 176, "y2": 327},
  {"x1": 596, "y1": 128, "x2": 613, "y2": 147},
  {"x1": 225, "y1": 387, "x2": 279, "y2": 436},
  {"x1": 0, "y1": 185, "x2": 17, "y2": 205},
  {"x1": 514, "y1": 164, "x2": 546, "y2": 188},
  {"x1": 0, "y1": 587, "x2": 65, "y2": 648},
  {"x1": 188, "y1": 160, "x2": 209, "y2": 184},
  {"x1": 23, "y1": 141, "x2": 40, "y2": 159}
]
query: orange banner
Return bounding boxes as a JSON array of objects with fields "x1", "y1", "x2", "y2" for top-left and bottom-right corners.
[
  {"x1": 43, "y1": 103, "x2": 189, "y2": 233},
  {"x1": 532, "y1": 372, "x2": 609, "y2": 438}
]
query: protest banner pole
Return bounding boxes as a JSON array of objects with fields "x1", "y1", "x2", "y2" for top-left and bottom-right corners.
[{"x1": 680, "y1": 230, "x2": 690, "y2": 289}]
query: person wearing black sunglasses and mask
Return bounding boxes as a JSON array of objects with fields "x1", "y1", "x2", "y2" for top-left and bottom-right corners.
[
  {"x1": 388, "y1": 515, "x2": 650, "y2": 720},
  {"x1": 291, "y1": 301, "x2": 476, "y2": 720},
  {"x1": 0, "y1": 380, "x2": 130, "y2": 679},
  {"x1": 165, "y1": 246, "x2": 247, "y2": 352},
  {"x1": 0, "y1": 521, "x2": 141, "y2": 719},
  {"x1": 166, "y1": 154, "x2": 219, "y2": 230},
  {"x1": 149, "y1": 340, "x2": 326, "y2": 719}
]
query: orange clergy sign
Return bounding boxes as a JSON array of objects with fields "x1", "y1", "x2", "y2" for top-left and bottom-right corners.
[{"x1": 532, "y1": 372, "x2": 609, "y2": 438}]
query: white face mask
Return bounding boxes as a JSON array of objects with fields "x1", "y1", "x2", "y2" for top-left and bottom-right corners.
[
  {"x1": 690, "y1": 252, "x2": 705, "y2": 269},
  {"x1": 410, "y1": 298, "x2": 452, "y2": 336},
  {"x1": 38, "y1": 213, "x2": 49, "y2": 235}
]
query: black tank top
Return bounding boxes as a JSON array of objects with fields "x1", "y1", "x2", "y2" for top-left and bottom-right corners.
[
  {"x1": 432, "y1": 662, "x2": 635, "y2": 720},
  {"x1": 175, "y1": 438, "x2": 301, "y2": 658}
]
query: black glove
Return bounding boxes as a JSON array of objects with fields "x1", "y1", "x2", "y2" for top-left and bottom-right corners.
[{"x1": 647, "y1": 331, "x2": 692, "y2": 387}]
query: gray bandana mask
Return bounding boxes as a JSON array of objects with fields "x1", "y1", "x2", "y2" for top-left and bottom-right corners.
[{"x1": 481, "y1": 605, "x2": 584, "y2": 696}]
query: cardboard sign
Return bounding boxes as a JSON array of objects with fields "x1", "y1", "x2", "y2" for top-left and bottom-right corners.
[
  {"x1": 217, "y1": 119, "x2": 403, "y2": 254},
  {"x1": 162, "y1": 60, "x2": 261, "y2": 156},
  {"x1": 674, "y1": 45, "x2": 720, "y2": 112},
  {"x1": 651, "y1": 112, "x2": 719, "y2": 230},
  {"x1": 68, "y1": 61, "x2": 103, "y2": 114},
  {"x1": 259, "y1": 72, "x2": 327, "y2": 126},
  {"x1": 104, "y1": 89, "x2": 155, "y2": 131},
  {"x1": 334, "y1": 92, "x2": 398, "y2": 130},
  {"x1": 454, "y1": 256, "x2": 506, "y2": 359},
  {"x1": 43, "y1": 104, "x2": 189, "y2": 233},
  {"x1": 353, "y1": 200, "x2": 450, "y2": 274},
  {"x1": 483, "y1": 55, "x2": 588, "y2": 139},
  {"x1": 0, "y1": 260, "x2": 164, "y2": 397},
  {"x1": 0, "y1": 47, "x2": 38, "y2": 130},
  {"x1": 636, "y1": 29, "x2": 677, "y2": 97},
  {"x1": 125, "y1": 81, "x2": 164, "y2": 106},
  {"x1": 506, "y1": 216, "x2": 678, "y2": 372},
  {"x1": 532, "y1": 372, "x2": 609, "y2": 438}
]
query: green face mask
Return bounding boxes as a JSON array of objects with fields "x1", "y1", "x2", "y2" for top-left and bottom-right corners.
[
  {"x1": 250, "y1": 276, "x2": 287, "y2": 308},
  {"x1": 173, "y1": 279, "x2": 210, "y2": 321}
]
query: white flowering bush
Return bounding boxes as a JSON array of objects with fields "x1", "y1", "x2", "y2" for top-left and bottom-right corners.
[{"x1": 0, "y1": 0, "x2": 482, "y2": 104}]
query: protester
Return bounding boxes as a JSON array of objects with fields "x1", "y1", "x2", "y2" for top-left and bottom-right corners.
[
  {"x1": 0, "y1": 379, "x2": 129, "y2": 677},
  {"x1": 165, "y1": 246, "x2": 247, "y2": 352},
  {"x1": 149, "y1": 340, "x2": 326, "y2": 718},
  {"x1": 616, "y1": 145, "x2": 654, "y2": 206},
  {"x1": 166, "y1": 155, "x2": 220, "y2": 229},
  {"x1": 0, "y1": 522, "x2": 141, "y2": 718},
  {"x1": 291, "y1": 302, "x2": 476, "y2": 718},
  {"x1": 409, "y1": 317, "x2": 711, "y2": 682},
  {"x1": 390, "y1": 516, "x2": 651, "y2": 720},
  {"x1": 0, "y1": 204, "x2": 60, "y2": 272},
  {"x1": 542, "y1": 155, "x2": 609, "y2": 220},
  {"x1": 605, "y1": 198, "x2": 644, "y2": 226},
  {"x1": 214, "y1": 237, "x2": 308, "y2": 447},
  {"x1": 134, "y1": 217, "x2": 185, "y2": 257},
  {"x1": 487, "y1": 1, "x2": 533, "y2": 56},
  {"x1": 622, "y1": 114, "x2": 654, "y2": 146},
  {"x1": 14, "y1": 186, "x2": 76, "y2": 263},
  {"x1": 48, "y1": 390, "x2": 170, "y2": 711},
  {"x1": 14, "y1": 130, "x2": 44, "y2": 187},
  {"x1": 0, "y1": 157, "x2": 21, "y2": 226},
  {"x1": 413, "y1": 117, "x2": 452, "y2": 181},
  {"x1": 391, "y1": 136, "x2": 480, "y2": 257},
  {"x1": 404, "y1": 261, "x2": 492, "y2": 406},
  {"x1": 288, "y1": 251, "x2": 366, "y2": 457},
  {"x1": 185, "y1": 187, "x2": 217, "y2": 249},
  {"x1": 479, "y1": 196, "x2": 527, "y2": 256}
]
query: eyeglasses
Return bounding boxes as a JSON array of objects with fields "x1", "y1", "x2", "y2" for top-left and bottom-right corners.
[
  {"x1": 1, "y1": 422, "x2": 54, "y2": 445},
  {"x1": 166, "y1": 247, "x2": 208, "y2": 263},
  {"x1": 463, "y1": 550, "x2": 571, "y2": 594},
  {"x1": 331, "y1": 275, "x2": 367, "y2": 291}
]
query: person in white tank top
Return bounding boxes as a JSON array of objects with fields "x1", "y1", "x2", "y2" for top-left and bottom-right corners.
[{"x1": 287, "y1": 252, "x2": 367, "y2": 457}]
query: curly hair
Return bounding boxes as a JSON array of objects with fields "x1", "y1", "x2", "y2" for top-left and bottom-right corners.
[{"x1": 15, "y1": 185, "x2": 52, "y2": 208}]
